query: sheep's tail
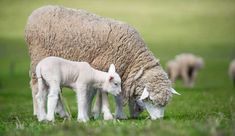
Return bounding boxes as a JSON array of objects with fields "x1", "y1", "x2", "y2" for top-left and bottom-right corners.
[{"x1": 171, "y1": 88, "x2": 181, "y2": 95}]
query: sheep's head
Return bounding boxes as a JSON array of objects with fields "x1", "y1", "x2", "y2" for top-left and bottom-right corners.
[
  {"x1": 134, "y1": 67, "x2": 180, "y2": 119},
  {"x1": 195, "y1": 57, "x2": 204, "y2": 69},
  {"x1": 103, "y1": 64, "x2": 121, "y2": 96}
]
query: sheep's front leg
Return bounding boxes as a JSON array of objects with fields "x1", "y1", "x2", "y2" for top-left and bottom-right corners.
[
  {"x1": 76, "y1": 85, "x2": 89, "y2": 122},
  {"x1": 46, "y1": 84, "x2": 60, "y2": 122},
  {"x1": 101, "y1": 92, "x2": 113, "y2": 120},
  {"x1": 92, "y1": 90, "x2": 102, "y2": 119},
  {"x1": 170, "y1": 70, "x2": 177, "y2": 84},
  {"x1": 114, "y1": 94, "x2": 127, "y2": 119},
  {"x1": 128, "y1": 98, "x2": 144, "y2": 118}
]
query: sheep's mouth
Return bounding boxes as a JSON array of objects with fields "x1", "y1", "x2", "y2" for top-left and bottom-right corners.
[{"x1": 137, "y1": 100, "x2": 165, "y2": 120}]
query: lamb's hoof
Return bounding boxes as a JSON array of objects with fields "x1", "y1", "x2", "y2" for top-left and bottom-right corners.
[
  {"x1": 77, "y1": 116, "x2": 89, "y2": 122},
  {"x1": 38, "y1": 117, "x2": 47, "y2": 122},
  {"x1": 46, "y1": 116, "x2": 55, "y2": 122},
  {"x1": 103, "y1": 113, "x2": 113, "y2": 120},
  {"x1": 37, "y1": 114, "x2": 47, "y2": 122}
]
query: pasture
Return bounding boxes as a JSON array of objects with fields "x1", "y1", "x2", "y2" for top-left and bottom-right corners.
[{"x1": 0, "y1": 0, "x2": 235, "y2": 135}]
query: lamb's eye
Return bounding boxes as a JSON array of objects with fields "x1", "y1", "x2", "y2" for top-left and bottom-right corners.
[{"x1": 114, "y1": 82, "x2": 118, "y2": 86}]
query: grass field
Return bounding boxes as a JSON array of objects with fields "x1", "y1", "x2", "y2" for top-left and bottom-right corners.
[{"x1": 0, "y1": 0, "x2": 235, "y2": 135}]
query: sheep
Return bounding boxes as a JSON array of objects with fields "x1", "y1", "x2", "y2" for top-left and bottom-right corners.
[
  {"x1": 25, "y1": 5, "x2": 179, "y2": 120},
  {"x1": 35, "y1": 56, "x2": 121, "y2": 122},
  {"x1": 229, "y1": 59, "x2": 235, "y2": 86},
  {"x1": 166, "y1": 53, "x2": 204, "y2": 88}
]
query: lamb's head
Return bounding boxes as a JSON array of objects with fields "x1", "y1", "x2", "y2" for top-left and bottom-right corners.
[
  {"x1": 134, "y1": 67, "x2": 180, "y2": 119},
  {"x1": 103, "y1": 64, "x2": 121, "y2": 96}
]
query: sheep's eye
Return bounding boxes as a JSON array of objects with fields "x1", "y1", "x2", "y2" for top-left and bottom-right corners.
[{"x1": 114, "y1": 82, "x2": 118, "y2": 86}]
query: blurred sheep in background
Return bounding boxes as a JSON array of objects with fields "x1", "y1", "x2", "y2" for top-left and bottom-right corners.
[{"x1": 166, "y1": 53, "x2": 204, "y2": 88}]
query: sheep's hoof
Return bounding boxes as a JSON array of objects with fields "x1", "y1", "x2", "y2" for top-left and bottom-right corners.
[{"x1": 115, "y1": 113, "x2": 127, "y2": 120}]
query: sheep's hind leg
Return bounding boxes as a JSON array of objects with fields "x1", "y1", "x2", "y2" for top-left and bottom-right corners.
[{"x1": 30, "y1": 77, "x2": 38, "y2": 116}]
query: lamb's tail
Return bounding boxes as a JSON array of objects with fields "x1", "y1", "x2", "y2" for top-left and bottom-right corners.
[{"x1": 35, "y1": 65, "x2": 45, "y2": 93}]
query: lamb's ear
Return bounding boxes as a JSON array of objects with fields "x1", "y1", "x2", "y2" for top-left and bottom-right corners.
[
  {"x1": 109, "y1": 76, "x2": 114, "y2": 82},
  {"x1": 108, "y1": 64, "x2": 116, "y2": 73},
  {"x1": 139, "y1": 87, "x2": 149, "y2": 100}
]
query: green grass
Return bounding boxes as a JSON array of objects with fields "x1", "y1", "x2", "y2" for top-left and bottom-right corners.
[{"x1": 0, "y1": 0, "x2": 235, "y2": 135}]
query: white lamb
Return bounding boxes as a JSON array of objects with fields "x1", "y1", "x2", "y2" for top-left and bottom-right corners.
[{"x1": 35, "y1": 56, "x2": 121, "y2": 122}]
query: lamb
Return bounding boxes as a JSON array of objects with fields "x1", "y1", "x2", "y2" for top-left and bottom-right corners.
[
  {"x1": 229, "y1": 59, "x2": 235, "y2": 86},
  {"x1": 35, "y1": 56, "x2": 121, "y2": 122},
  {"x1": 166, "y1": 53, "x2": 204, "y2": 88},
  {"x1": 25, "y1": 5, "x2": 179, "y2": 120}
]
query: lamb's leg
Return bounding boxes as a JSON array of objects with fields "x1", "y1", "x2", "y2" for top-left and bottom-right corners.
[
  {"x1": 92, "y1": 90, "x2": 102, "y2": 119},
  {"x1": 30, "y1": 77, "x2": 38, "y2": 116},
  {"x1": 114, "y1": 94, "x2": 127, "y2": 119},
  {"x1": 46, "y1": 83, "x2": 60, "y2": 122},
  {"x1": 35, "y1": 78, "x2": 47, "y2": 121},
  {"x1": 101, "y1": 92, "x2": 113, "y2": 120},
  {"x1": 55, "y1": 93, "x2": 69, "y2": 118},
  {"x1": 76, "y1": 85, "x2": 89, "y2": 122}
]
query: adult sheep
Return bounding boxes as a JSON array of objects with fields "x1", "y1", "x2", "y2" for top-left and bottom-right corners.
[{"x1": 25, "y1": 5, "x2": 177, "y2": 120}]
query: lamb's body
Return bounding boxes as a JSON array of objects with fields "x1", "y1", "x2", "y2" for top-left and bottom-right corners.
[
  {"x1": 229, "y1": 60, "x2": 235, "y2": 86},
  {"x1": 25, "y1": 5, "x2": 173, "y2": 119},
  {"x1": 35, "y1": 56, "x2": 121, "y2": 122},
  {"x1": 36, "y1": 57, "x2": 90, "y2": 89},
  {"x1": 166, "y1": 53, "x2": 204, "y2": 88}
]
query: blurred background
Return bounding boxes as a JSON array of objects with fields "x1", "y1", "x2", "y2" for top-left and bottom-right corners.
[{"x1": 0, "y1": 0, "x2": 234, "y2": 135}]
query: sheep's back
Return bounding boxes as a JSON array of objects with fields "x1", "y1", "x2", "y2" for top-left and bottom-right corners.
[{"x1": 25, "y1": 6, "x2": 143, "y2": 74}]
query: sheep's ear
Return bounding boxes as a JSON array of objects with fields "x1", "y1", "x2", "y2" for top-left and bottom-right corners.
[
  {"x1": 139, "y1": 87, "x2": 149, "y2": 100},
  {"x1": 171, "y1": 88, "x2": 181, "y2": 95},
  {"x1": 108, "y1": 64, "x2": 116, "y2": 73}
]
